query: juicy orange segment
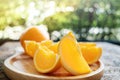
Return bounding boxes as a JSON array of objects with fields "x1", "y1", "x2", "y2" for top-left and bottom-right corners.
[
  {"x1": 49, "y1": 42, "x2": 59, "y2": 54},
  {"x1": 40, "y1": 40, "x2": 59, "y2": 54},
  {"x1": 80, "y1": 46, "x2": 102, "y2": 64},
  {"x1": 40, "y1": 40, "x2": 53, "y2": 48},
  {"x1": 59, "y1": 32, "x2": 91, "y2": 75},
  {"x1": 24, "y1": 40, "x2": 39, "y2": 57},
  {"x1": 34, "y1": 45, "x2": 60, "y2": 73}
]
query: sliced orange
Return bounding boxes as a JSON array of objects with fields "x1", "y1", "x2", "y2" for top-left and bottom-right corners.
[
  {"x1": 49, "y1": 42, "x2": 59, "y2": 54},
  {"x1": 34, "y1": 45, "x2": 60, "y2": 73},
  {"x1": 20, "y1": 26, "x2": 50, "y2": 51},
  {"x1": 80, "y1": 46, "x2": 102, "y2": 64},
  {"x1": 58, "y1": 32, "x2": 91, "y2": 75},
  {"x1": 24, "y1": 40, "x2": 39, "y2": 57},
  {"x1": 40, "y1": 40, "x2": 53, "y2": 48}
]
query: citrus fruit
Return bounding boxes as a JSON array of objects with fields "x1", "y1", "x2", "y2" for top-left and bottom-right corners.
[
  {"x1": 20, "y1": 26, "x2": 49, "y2": 50},
  {"x1": 80, "y1": 46, "x2": 102, "y2": 64},
  {"x1": 58, "y1": 32, "x2": 91, "y2": 75},
  {"x1": 34, "y1": 45, "x2": 60, "y2": 73},
  {"x1": 49, "y1": 42, "x2": 59, "y2": 54},
  {"x1": 40, "y1": 40, "x2": 53, "y2": 48},
  {"x1": 24, "y1": 40, "x2": 39, "y2": 57}
]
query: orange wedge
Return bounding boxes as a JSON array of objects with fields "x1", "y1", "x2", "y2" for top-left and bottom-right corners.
[
  {"x1": 24, "y1": 40, "x2": 39, "y2": 57},
  {"x1": 40, "y1": 40, "x2": 53, "y2": 48},
  {"x1": 34, "y1": 45, "x2": 60, "y2": 73},
  {"x1": 49, "y1": 42, "x2": 59, "y2": 54},
  {"x1": 25, "y1": 40, "x2": 53, "y2": 57},
  {"x1": 59, "y1": 32, "x2": 91, "y2": 75},
  {"x1": 80, "y1": 46, "x2": 102, "y2": 64},
  {"x1": 40, "y1": 40, "x2": 59, "y2": 54}
]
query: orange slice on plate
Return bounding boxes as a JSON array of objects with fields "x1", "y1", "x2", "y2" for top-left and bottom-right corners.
[
  {"x1": 24, "y1": 40, "x2": 39, "y2": 57},
  {"x1": 49, "y1": 42, "x2": 59, "y2": 54},
  {"x1": 40, "y1": 40, "x2": 53, "y2": 48},
  {"x1": 34, "y1": 45, "x2": 60, "y2": 73},
  {"x1": 24, "y1": 40, "x2": 53, "y2": 57},
  {"x1": 80, "y1": 46, "x2": 102, "y2": 64},
  {"x1": 58, "y1": 32, "x2": 91, "y2": 75}
]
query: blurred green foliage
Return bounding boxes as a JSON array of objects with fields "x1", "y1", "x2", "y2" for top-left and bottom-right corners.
[
  {"x1": 0, "y1": 0, "x2": 28, "y2": 30},
  {"x1": 42, "y1": 0, "x2": 120, "y2": 41},
  {"x1": 43, "y1": 12, "x2": 79, "y2": 33},
  {"x1": 43, "y1": 0, "x2": 120, "y2": 30},
  {"x1": 0, "y1": 0, "x2": 120, "y2": 41}
]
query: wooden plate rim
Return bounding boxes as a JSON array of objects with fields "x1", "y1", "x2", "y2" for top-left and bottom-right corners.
[{"x1": 4, "y1": 52, "x2": 104, "y2": 79}]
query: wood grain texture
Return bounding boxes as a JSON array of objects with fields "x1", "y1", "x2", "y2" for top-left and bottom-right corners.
[{"x1": 3, "y1": 52, "x2": 104, "y2": 80}]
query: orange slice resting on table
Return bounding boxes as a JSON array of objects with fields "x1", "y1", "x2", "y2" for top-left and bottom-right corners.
[
  {"x1": 80, "y1": 46, "x2": 102, "y2": 64},
  {"x1": 58, "y1": 32, "x2": 91, "y2": 75},
  {"x1": 34, "y1": 45, "x2": 60, "y2": 73}
]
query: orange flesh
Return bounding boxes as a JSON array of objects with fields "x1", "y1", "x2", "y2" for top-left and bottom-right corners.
[
  {"x1": 81, "y1": 46, "x2": 102, "y2": 64},
  {"x1": 25, "y1": 41, "x2": 39, "y2": 57},
  {"x1": 34, "y1": 45, "x2": 60, "y2": 73},
  {"x1": 40, "y1": 40, "x2": 53, "y2": 48},
  {"x1": 49, "y1": 42, "x2": 59, "y2": 54},
  {"x1": 35, "y1": 47, "x2": 56, "y2": 69},
  {"x1": 59, "y1": 33, "x2": 91, "y2": 75}
]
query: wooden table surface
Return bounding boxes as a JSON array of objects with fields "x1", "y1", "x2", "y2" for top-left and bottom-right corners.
[{"x1": 0, "y1": 41, "x2": 120, "y2": 80}]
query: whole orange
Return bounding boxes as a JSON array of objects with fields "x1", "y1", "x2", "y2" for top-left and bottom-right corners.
[{"x1": 20, "y1": 26, "x2": 50, "y2": 51}]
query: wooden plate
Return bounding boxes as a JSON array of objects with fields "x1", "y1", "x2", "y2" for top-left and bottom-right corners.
[{"x1": 4, "y1": 52, "x2": 104, "y2": 80}]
